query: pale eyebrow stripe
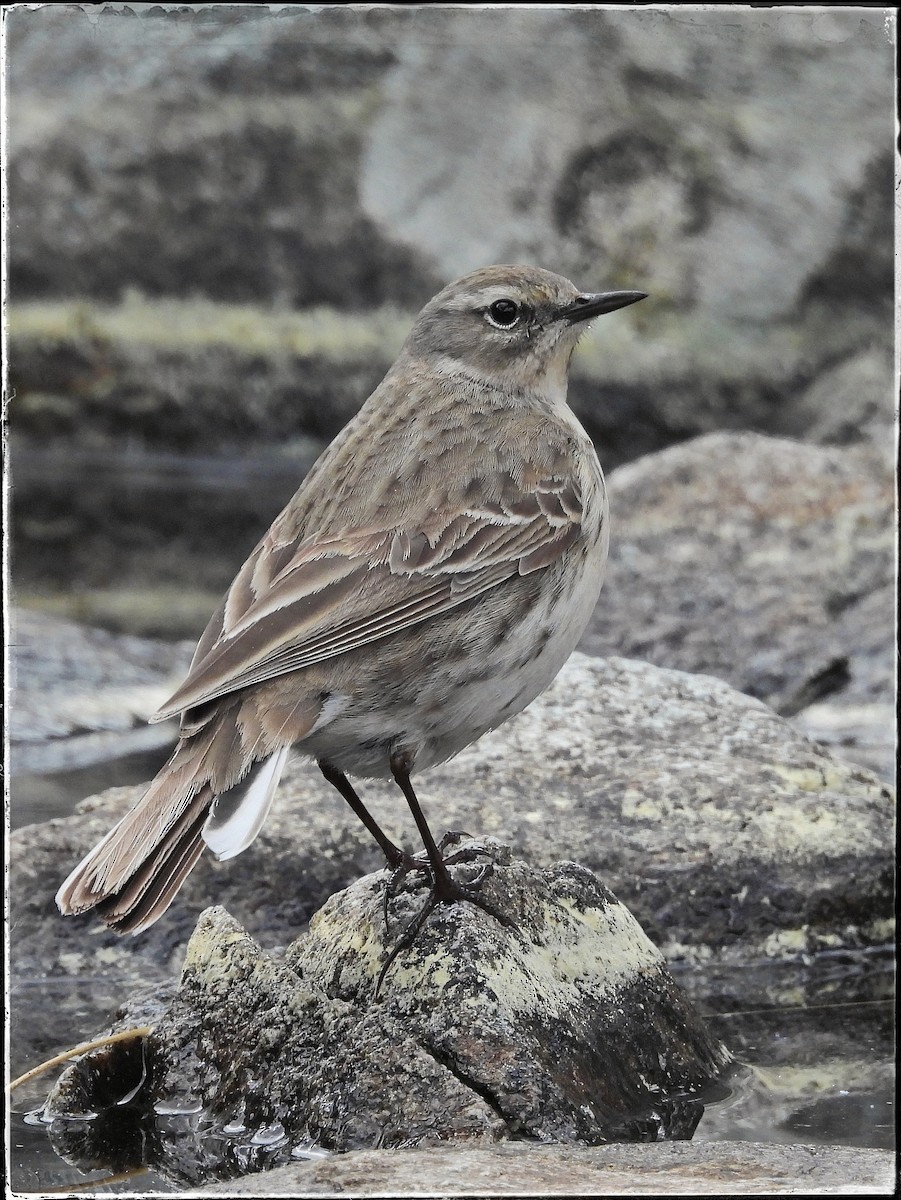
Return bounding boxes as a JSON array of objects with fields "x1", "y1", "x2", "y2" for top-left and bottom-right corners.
[{"x1": 442, "y1": 285, "x2": 528, "y2": 311}]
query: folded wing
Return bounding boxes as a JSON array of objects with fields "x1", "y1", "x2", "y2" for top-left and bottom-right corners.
[{"x1": 153, "y1": 471, "x2": 586, "y2": 723}]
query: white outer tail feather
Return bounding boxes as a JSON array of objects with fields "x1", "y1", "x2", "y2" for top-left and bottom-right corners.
[{"x1": 202, "y1": 746, "x2": 290, "y2": 860}]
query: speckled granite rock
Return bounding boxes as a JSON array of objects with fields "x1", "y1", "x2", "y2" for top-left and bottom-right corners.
[
  {"x1": 194, "y1": 1141, "x2": 896, "y2": 1196},
  {"x1": 43, "y1": 861, "x2": 731, "y2": 1184},
  {"x1": 793, "y1": 348, "x2": 897, "y2": 452},
  {"x1": 581, "y1": 432, "x2": 895, "y2": 779},
  {"x1": 10, "y1": 652, "x2": 893, "y2": 1085}
]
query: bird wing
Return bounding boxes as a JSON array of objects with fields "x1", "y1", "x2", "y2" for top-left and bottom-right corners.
[{"x1": 152, "y1": 470, "x2": 586, "y2": 723}]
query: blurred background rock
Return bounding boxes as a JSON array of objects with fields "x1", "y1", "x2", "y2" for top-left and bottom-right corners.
[{"x1": 6, "y1": 6, "x2": 896, "y2": 791}]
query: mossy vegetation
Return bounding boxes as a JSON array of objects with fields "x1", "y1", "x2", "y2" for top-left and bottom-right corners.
[{"x1": 9, "y1": 295, "x2": 412, "y2": 362}]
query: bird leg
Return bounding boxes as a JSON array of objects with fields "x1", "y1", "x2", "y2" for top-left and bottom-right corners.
[
  {"x1": 318, "y1": 760, "x2": 410, "y2": 871},
  {"x1": 373, "y1": 753, "x2": 514, "y2": 998},
  {"x1": 373, "y1": 847, "x2": 504, "y2": 1000},
  {"x1": 388, "y1": 750, "x2": 512, "y2": 920},
  {"x1": 320, "y1": 755, "x2": 511, "y2": 1000},
  {"x1": 318, "y1": 760, "x2": 433, "y2": 930}
]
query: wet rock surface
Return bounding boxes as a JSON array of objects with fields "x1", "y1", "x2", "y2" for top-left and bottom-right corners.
[
  {"x1": 9, "y1": 610, "x2": 193, "y2": 826},
  {"x1": 42, "y1": 857, "x2": 731, "y2": 1185},
  {"x1": 9, "y1": 609, "x2": 192, "y2": 745}
]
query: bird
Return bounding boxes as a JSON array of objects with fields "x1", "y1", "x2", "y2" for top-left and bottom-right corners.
[{"x1": 56, "y1": 264, "x2": 646, "y2": 936}]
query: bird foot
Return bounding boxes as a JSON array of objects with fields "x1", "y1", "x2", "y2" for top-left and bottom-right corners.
[
  {"x1": 380, "y1": 832, "x2": 490, "y2": 925},
  {"x1": 382, "y1": 850, "x2": 430, "y2": 928},
  {"x1": 375, "y1": 846, "x2": 514, "y2": 998},
  {"x1": 430, "y1": 859, "x2": 513, "y2": 927}
]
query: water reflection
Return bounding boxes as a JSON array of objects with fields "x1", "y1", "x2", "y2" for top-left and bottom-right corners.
[{"x1": 698, "y1": 996, "x2": 894, "y2": 1151}]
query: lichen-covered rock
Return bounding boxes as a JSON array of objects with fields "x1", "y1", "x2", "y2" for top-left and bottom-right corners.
[
  {"x1": 43, "y1": 856, "x2": 731, "y2": 1185},
  {"x1": 10, "y1": 652, "x2": 893, "y2": 1088}
]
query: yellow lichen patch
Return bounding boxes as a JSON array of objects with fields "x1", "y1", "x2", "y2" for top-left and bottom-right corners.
[
  {"x1": 658, "y1": 941, "x2": 715, "y2": 963},
  {"x1": 96, "y1": 946, "x2": 129, "y2": 966},
  {"x1": 864, "y1": 917, "x2": 895, "y2": 944},
  {"x1": 467, "y1": 897, "x2": 664, "y2": 1022},
  {"x1": 762, "y1": 927, "x2": 810, "y2": 958},
  {"x1": 619, "y1": 789, "x2": 666, "y2": 822},
  {"x1": 769, "y1": 764, "x2": 855, "y2": 793},
  {"x1": 181, "y1": 906, "x2": 261, "y2": 981},
  {"x1": 380, "y1": 950, "x2": 455, "y2": 995},
  {"x1": 9, "y1": 297, "x2": 412, "y2": 363},
  {"x1": 750, "y1": 800, "x2": 845, "y2": 840}
]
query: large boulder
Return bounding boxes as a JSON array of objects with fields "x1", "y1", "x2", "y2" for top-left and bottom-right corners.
[
  {"x1": 6, "y1": 7, "x2": 435, "y2": 308},
  {"x1": 580, "y1": 432, "x2": 895, "y2": 778},
  {"x1": 7, "y1": 7, "x2": 893, "y2": 461},
  {"x1": 364, "y1": 10, "x2": 892, "y2": 321},
  {"x1": 362, "y1": 7, "x2": 893, "y2": 454},
  {"x1": 10, "y1": 652, "x2": 892, "y2": 1080}
]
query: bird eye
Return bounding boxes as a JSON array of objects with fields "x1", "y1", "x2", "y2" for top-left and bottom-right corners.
[{"x1": 486, "y1": 299, "x2": 520, "y2": 329}]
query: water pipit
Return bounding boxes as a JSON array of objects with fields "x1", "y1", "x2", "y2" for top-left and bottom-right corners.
[{"x1": 57, "y1": 265, "x2": 646, "y2": 937}]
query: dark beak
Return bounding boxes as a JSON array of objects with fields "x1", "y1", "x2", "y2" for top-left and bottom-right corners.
[{"x1": 559, "y1": 290, "x2": 648, "y2": 324}]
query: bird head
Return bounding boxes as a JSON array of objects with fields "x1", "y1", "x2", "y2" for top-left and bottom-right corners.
[{"x1": 402, "y1": 264, "x2": 646, "y2": 400}]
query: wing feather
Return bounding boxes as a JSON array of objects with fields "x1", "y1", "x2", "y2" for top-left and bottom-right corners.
[{"x1": 153, "y1": 471, "x2": 589, "y2": 723}]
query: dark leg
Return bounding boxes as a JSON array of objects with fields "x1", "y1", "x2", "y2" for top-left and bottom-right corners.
[
  {"x1": 318, "y1": 760, "x2": 406, "y2": 869},
  {"x1": 389, "y1": 751, "x2": 510, "y2": 918},
  {"x1": 372, "y1": 751, "x2": 513, "y2": 998},
  {"x1": 388, "y1": 751, "x2": 459, "y2": 900}
]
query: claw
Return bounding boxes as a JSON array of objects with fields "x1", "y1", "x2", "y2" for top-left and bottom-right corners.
[
  {"x1": 382, "y1": 852, "x2": 431, "y2": 931},
  {"x1": 375, "y1": 890, "x2": 439, "y2": 999},
  {"x1": 434, "y1": 829, "x2": 472, "y2": 854},
  {"x1": 442, "y1": 843, "x2": 494, "y2": 869},
  {"x1": 460, "y1": 858, "x2": 494, "y2": 889}
]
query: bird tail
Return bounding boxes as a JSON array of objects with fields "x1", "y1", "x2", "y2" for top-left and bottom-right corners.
[{"x1": 55, "y1": 704, "x2": 291, "y2": 935}]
